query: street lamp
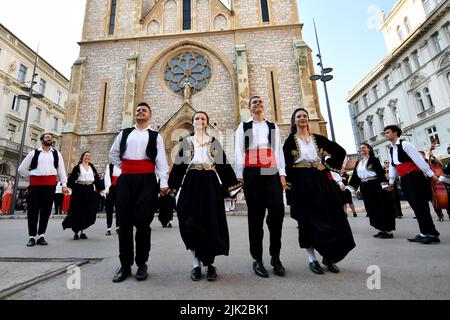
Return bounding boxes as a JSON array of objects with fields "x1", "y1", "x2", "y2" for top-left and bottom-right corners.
[
  {"x1": 309, "y1": 20, "x2": 336, "y2": 142},
  {"x1": 9, "y1": 48, "x2": 44, "y2": 215}
]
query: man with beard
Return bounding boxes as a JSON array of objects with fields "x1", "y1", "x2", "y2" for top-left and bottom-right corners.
[{"x1": 19, "y1": 133, "x2": 68, "y2": 246}]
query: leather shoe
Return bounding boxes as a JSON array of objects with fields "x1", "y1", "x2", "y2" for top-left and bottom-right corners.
[
  {"x1": 206, "y1": 266, "x2": 218, "y2": 281},
  {"x1": 26, "y1": 238, "x2": 36, "y2": 247},
  {"x1": 112, "y1": 266, "x2": 131, "y2": 283},
  {"x1": 135, "y1": 264, "x2": 148, "y2": 281},
  {"x1": 270, "y1": 257, "x2": 286, "y2": 276},
  {"x1": 378, "y1": 232, "x2": 394, "y2": 239},
  {"x1": 253, "y1": 260, "x2": 269, "y2": 278},
  {"x1": 80, "y1": 233, "x2": 88, "y2": 240},
  {"x1": 322, "y1": 258, "x2": 340, "y2": 273},
  {"x1": 105, "y1": 230, "x2": 112, "y2": 236},
  {"x1": 74, "y1": 233, "x2": 79, "y2": 240},
  {"x1": 309, "y1": 261, "x2": 324, "y2": 275},
  {"x1": 191, "y1": 267, "x2": 202, "y2": 281},
  {"x1": 408, "y1": 234, "x2": 438, "y2": 244},
  {"x1": 36, "y1": 237, "x2": 48, "y2": 246}
]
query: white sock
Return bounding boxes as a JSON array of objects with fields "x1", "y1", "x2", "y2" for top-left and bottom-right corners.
[
  {"x1": 38, "y1": 234, "x2": 45, "y2": 239},
  {"x1": 30, "y1": 236, "x2": 36, "y2": 240},
  {"x1": 191, "y1": 250, "x2": 201, "y2": 268},
  {"x1": 107, "y1": 228, "x2": 111, "y2": 231},
  {"x1": 306, "y1": 248, "x2": 317, "y2": 263}
]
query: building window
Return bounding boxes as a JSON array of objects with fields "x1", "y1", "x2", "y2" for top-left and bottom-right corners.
[
  {"x1": 358, "y1": 123, "x2": 365, "y2": 142},
  {"x1": 363, "y1": 94, "x2": 369, "y2": 108},
  {"x1": 415, "y1": 92, "x2": 425, "y2": 112},
  {"x1": 260, "y1": 0, "x2": 270, "y2": 23},
  {"x1": 354, "y1": 101, "x2": 360, "y2": 114},
  {"x1": 7, "y1": 123, "x2": 17, "y2": 140},
  {"x1": 367, "y1": 117, "x2": 376, "y2": 138},
  {"x1": 39, "y1": 79, "x2": 46, "y2": 95},
  {"x1": 183, "y1": 0, "x2": 191, "y2": 30},
  {"x1": 424, "y1": 87, "x2": 433, "y2": 107},
  {"x1": 403, "y1": 58, "x2": 412, "y2": 76},
  {"x1": 52, "y1": 117, "x2": 59, "y2": 131},
  {"x1": 445, "y1": 22, "x2": 450, "y2": 40},
  {"x1": 422, "y1": 0, "x2": 432, "y2": 14},
  {"x1": 426, "y1": 126, "x2": 440, "y2": 144},
  {"x1": 31, "y1": 133, "x2": 38, "y2": 147},
  {"x1": 108, "y1": 0, "x2": 117, "y2": 35},
  {"x1": 404, "y1": 17, "x2": 412, "y2": 34},
  {"x1": 11, "y1": 96, "x2": 20, "y2": 112},
  {"x1": 394, "y1": 108, "x2": 401, "y2": 125},
  {"x1": 384, "y1": 75, "x2": 391, "y2": 91},
  {"x1": 397, "y1": 25, "x2": 404, "y2": 42},
  {"x1": 18, "y1": 64, "x2": 27, "y2": 82},
  {"x1": 34, "y1": 107, "x2": 42, "y2": 123},
  {"x1": 411, "y1": 50, "x2": 421, "y2": 69},
  {"x1": 372, "y1": 85, "x2": 379, "y2": 101},
  {"x1": 55, "y1": 90, "x2": 62, "y2": 105},
  {"x1": 431, "y1": 32, "x2": 443, "y2": 53}
]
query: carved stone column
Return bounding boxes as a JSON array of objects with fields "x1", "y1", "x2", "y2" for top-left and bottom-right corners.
[
  {"x1": 235, "y1": 45, "x2": 250, "y2": 122},
  {"x1": 122, "y1": 53, "x2": 138, "y2": 129}
]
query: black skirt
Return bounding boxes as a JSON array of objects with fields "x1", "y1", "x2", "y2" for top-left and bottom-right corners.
[
  {"x1": 360, "y1": 179, "x2": 396, "y2": 232},
  {"x1": 176, "y1": 170, "x2": 229, "y2": 264},
  {"x1": 289, "y1": 168, "x2": 356, "y2": 263},
  {"x1": 341, "y1": 189, "x2": 353, "y2": 205},
  {"x1": 62, "y1": 184, "x2": 98, "y2": 233}
]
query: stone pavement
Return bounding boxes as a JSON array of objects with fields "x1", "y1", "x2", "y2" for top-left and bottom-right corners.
[{"x1": 0, "y1": 200, "x2": 449, "y2": 301}]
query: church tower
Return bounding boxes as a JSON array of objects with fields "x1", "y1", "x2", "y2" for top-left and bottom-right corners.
[{"x1": 61, "y1": 0, "x2": 326, "y2": 169}]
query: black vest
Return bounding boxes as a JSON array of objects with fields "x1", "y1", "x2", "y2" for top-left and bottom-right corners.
[
  {"x1": 389, "y1": 139, "x2": 413, "y2": 166},
  {"x1": 243, "y1": 120, "x2": 276, "y2": 151},
  {"x1": 119, "y1": 128, "x2": 158, "y2": 162},
  {"x1": 29, "y1": 149, "x2": 59, "y2": 171}
]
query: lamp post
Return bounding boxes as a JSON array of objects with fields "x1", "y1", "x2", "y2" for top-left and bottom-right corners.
[
  {"x1": 9, "y1": 48, "x2": 44, "y2": 215},
  {"x1": 309, "y1": 20, "x2": 336, "y2": 142}
]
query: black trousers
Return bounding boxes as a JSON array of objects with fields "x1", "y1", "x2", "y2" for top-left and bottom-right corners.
[
  {"x1": 105, "y1": 185, "x2": 117, "y2": 229},
  {"x1": 116, "y1": 173, "x2": 158, "y2": 267},
  {"x1": 243, "y1": 167, "x2": 284, "y2": 261},
  {"x1": 54, "y1": 193, "x2": 63, "y2": 215},
  {"x1": 401, "y1": 171, "x2": 439, "y2": 237},
  {"x1": 27, "y1": 185, "x2": 56, "y2": 237}
]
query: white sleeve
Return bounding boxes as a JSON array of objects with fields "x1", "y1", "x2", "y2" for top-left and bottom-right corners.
[
  {"x1": 234, "y1": 124, "x2": 245, "y2": 180},
  {"x1": 109, "y1": 132, "x2": 123, "y2": 168},
  {"x1": 18, "y1": 151, "x2": 34, "y2": 177},
  {"x1": 275, "y1": 125, "x2": 286, "y2": 177},
  {"x1": 388, "y1": 162, "x2": 398, "y2": 185},
  {"x1": 57, "y1": 152, "x2": 68, "y2": 187},
  {"x1": 104, "y1": 164, "x2": 111, "y2": 191},
  {"x1": 155, "y1": 134, "x2": 169, "y2": 189},
  {"x1": 403, "y1": 142, "x2": 435, "y2": 178}
]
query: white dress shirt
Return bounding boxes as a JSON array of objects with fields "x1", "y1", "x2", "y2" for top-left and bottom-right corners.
[
  {"x1": 104, "y1": 164, "x2": 122, "y2": 192},
  {"x1": 190, "y1": 137, "x2": 213, "y2": 165},
  {"x1": 234, "y1": 119, "x2": 286, "y2": 180},
  {"x1": 77, "y1": 165, "x2": 95, "y2": 183},
  {"x1": 388, "y1": 139, "x2": 434, "y2": 185},
  {"x1": 18, "y1": 147, "x2": 68, "y2": 187},
  {"x1": 356, "y1": 157, "x2": 377, "y2": 181},
  {"x1": 109, "y1": 125, "x2": 169, "y2": 188},
  {"x1": 295, "y1": 137, "x2": 320, "y2": 163}
]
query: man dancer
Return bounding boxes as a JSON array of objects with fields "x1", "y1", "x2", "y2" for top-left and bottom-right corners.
[
  {"x1": 109, "y1": 102, "x2": 169, "y2": 282},
  {"x1": 18, "y1": 133, "x2": 68, "y2": 246},
  {"x1": 103, "y1": 163, "x2": 121, "y2": 235},
  {"x1": 385, "y1": 125, "x2": 440, "y2": 244},
  {"x1": 235, "y1": 96, "x2": 287, "y2": 278}
]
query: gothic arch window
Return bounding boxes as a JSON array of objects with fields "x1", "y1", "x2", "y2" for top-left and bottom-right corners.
[
  {"x1": 183, "y1": 0, "x2": 192, "y2": 30},
  {"x1": 164, "y1": 51, "x2": 212, "y2": 96},
  {"x1": 260, "y1": 0, "x2": 270, "y2": 23},
  {"x1": 148, "y1": 20, "x2": 160, "y2": 35},
  {"x1": 415, "y1": 92, "x2": 425, "y2": 112},
  {"x1": 213, "y1": 14, "x2": 228, "y2": 30},
  {"x1": 164, "y1": 0, "x2": 177, "y2": 33},
  {"x1": 424, "y1": 87, "x2": 433, "y2": 107},
  {"x1": 108, "y1": 0, "x2": 117, "y2": 35}
]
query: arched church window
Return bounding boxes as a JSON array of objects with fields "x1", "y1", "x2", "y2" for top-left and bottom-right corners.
[
  {"x1": 183, "y1": 0, "x2": 192, "y2": 30},
  {"x1": 164, "y1": 51, "x2": 212, "y2": 96}
]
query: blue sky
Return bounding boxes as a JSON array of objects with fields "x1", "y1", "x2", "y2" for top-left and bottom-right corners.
[{"x1": 298, "y1": 0, "x2": 396, "y2": 152}]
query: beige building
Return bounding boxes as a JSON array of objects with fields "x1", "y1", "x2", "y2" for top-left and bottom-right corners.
[
  {"x1": 0, "y1": 24, "x2": 69, "y2": 187},
  {"x1": 62, "y1": 0, "x2": 327, "y2": 170}
]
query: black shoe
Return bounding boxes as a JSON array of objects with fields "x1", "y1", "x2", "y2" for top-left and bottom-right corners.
[
  {"x1": 270, "y1": 257, "x2": 286, "y2": 276},
  {"x1": 206, "y1": 266, "x2": 218, "y2": 281},
  {"x1": 253, "y1": 260, "x2": 269, "y2": 278},
  {"x1": 309, "y1": 261, "x2": 324, "y2": 275},
  {"x1": 322, "y1": 258, "x2": 340, "y2": 273},
  {"x1": 105, "y1": 230, "x2": 112, "y2": 236},
  {"x1": 36, "y1": 237, "x2": 48, "y2": 246},
  {"x1": 191, "y1": 267, "x2": 202, "y2": 281},
  {"x1": 112, "y1": 266, "x2": 131, "y2": 283},
  {"x1": 373, "y1": 232, "x2": 383, "y2": 238},
  {"x1": 408, "y1": 234, "x2": 436, "y2": 244},
  {"x1": 167, "y1": 222, "x2": 172, "y2": 228},
  {"x1": 378, "y1": 232, "x2": 394, "y2": 239},
  {"x1": 73, "y1": 233, "x2": 79, "y2": 240},
  {"x1": 353, "y1": 212, "x2": 357, "y2": 217},
  {"x1": 135, "y1": 264, "x2": 148, "y2": 281},
  {"x1": 80, "y1": 233, "x2": 88, "y2": 240},
  {"x1": 26, "y1": 238, "x2": 36, "y2": 247}
]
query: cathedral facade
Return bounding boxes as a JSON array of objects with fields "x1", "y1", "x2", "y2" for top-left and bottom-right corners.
[{"x1": 61, "y1": 0, "x2": 327, "y2": 170}]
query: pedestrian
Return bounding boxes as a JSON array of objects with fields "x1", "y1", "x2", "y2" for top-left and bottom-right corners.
[
  {"x1": 283, "y1": 108, "x2": 355, "y2": 275},
  {"x1": 54, "y1": 181, "x2": 64, "y2": 215},
  {"x1": 109, "y1": 102, "x2": 170, "y2": 282},
  {"x1": 234, "y1": 96, "x2": 287, "y2": 278},
  {"x1": 103, "y1": 163, "x2": 121, "y2": 235},
  {"x1": 340, "y1": 172, "x2": 357, "y2": 217},
  {"x1": 1, "y1": 176, "x2": 14, "y2": 215},
  {"x1": 348, "y1": 143, "x2": 396, "y2": 239},
  {"x1": 168, "y1": 111, "x2": 242, "y2": 281},
  {"x1": 384, "y1": 125, "x2": 440, "y2": 244},
  {"x1": 62, "y1": 151, "x2": 104, "y2": 240},
  {"x1": 18, "y1": 133, "x2": 68, "y2": 247}
]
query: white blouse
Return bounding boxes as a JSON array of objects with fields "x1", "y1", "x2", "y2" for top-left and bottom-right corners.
[
  {"x1": 189, "y1": 137, "x2": 213, "y2": 165},
  {"x1": 77, "y1": 165, "x2": 95, "y2": 183},
  {"x1": 295, "y1": 137, "x2": 320, "y2": 163},
  {"x1": 356, "y1": 158, "x2": 377, "y2": 180}
]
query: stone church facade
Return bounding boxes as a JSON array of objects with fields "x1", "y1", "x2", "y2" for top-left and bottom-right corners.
[{"x1": 61, "y1": 0, "x2": 327, "y2": 170}]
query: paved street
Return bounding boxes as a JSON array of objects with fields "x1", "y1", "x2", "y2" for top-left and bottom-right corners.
[{"x1": 0, "y1": 199, "x2": 449, "y2": 300}]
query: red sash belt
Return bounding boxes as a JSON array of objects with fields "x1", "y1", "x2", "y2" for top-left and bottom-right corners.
[
  {"x1": 397, "y1": 162, "x2": 421, "y2": 177},
  {"x1": 245, "y1": 149, "x2": 277, "y2": 168},
  {"x1": 111, "y1": 176, "x2": 119, "y2": 186},
  {"x1": 122, "y1": 160, "x2": 155, "y2": 174},
  {"x1": 29, "y1": 175, "x2": 57, "y2": 186}
]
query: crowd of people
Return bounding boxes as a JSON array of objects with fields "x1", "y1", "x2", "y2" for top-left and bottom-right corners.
[{"x1": 7, "y1": 97, "x2": 449, "y2": 283}]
